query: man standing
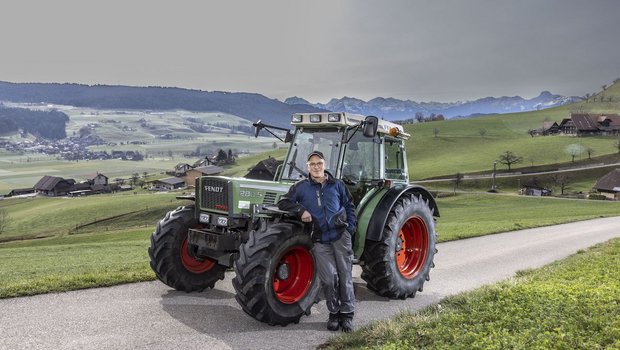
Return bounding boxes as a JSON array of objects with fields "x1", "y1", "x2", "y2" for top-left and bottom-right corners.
[{"x1": 277, "y1": 151, "x2": 357, "y2": 332}]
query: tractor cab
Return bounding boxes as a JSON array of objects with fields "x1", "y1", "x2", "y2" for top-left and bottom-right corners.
[{"x1": 276, "y1": 112, "x2": 411, "y2": 205}]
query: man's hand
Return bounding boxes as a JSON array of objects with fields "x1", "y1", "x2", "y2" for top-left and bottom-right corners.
[{"x1": 301, "y1": 210, "x2": 312, "y2": 223}]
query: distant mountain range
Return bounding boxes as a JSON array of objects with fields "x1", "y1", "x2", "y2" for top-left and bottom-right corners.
[
  {"x1": 0, "y1": 81, "x2": 581, "y2": 128},
  {"x1": 284, "y1": 91, "x2": 582, "y2": 120}
]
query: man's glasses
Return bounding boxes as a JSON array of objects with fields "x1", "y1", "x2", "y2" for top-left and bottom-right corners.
[{"x1": 307, "y1": 162, "x2": 324, "y2": 168}]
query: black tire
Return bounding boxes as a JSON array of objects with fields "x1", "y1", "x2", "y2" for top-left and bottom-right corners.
[
  {"x1": 148, "y1": 206, "x2": 226, "y2": 292},
  {"x1": 361, "y1": 193, "x2": 437, "y2": 299},
  {"x1": 233, "y1": 222, "x2": 320, "y2": 326}
]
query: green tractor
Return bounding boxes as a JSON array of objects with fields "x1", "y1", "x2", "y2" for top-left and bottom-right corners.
[{"x1": 149, "y1": 112, "x2": 438, "y2": 326}]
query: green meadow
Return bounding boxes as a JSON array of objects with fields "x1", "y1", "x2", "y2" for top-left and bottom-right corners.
[{"x1": 1, "y1": 192, "x2": 619, "y2": 298}]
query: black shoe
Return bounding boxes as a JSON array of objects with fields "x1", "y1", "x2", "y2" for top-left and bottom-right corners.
[
  {"x1": 327, "y1": 313, "x2": 340, "y2": 331},
  {"x1": 340, "y1": 312, "x2": 354, "y2": 332}
]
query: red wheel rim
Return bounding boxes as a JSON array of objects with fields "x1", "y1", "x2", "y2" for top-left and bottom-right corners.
[
  {"x1": 272, "y1": 246, "x2": 314, "y2": 304},
  {"x1": 181, "y1": 237, "x2": 215, "y2": 274},
  {"x1": 396, "y1": 216, "x2": 429, "y2": 279}
]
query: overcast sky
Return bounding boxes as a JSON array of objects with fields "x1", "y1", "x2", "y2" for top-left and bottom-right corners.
[{"x1": 1, "y1": 0, "x2": 619, "y2": 103}]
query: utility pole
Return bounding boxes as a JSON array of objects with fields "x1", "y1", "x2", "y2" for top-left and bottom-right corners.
[{"x1": 491, "y1": 160, "x2": 498, "y2": 192}]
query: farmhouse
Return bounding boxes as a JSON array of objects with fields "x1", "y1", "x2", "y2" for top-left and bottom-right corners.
[
  {"x1": 34, "y1": 176, "x2": 77, "y2": 196},
  {"x1": 87, "y1": 172, "x2": 108, "y2": 186},
  {"x1": 173, "y1": 163, "x2": 193, "y2": 176},
  {"x1": 592, "y1": 169, "x2": 620, "y2": 200},
  {"x1": 245, "y1": 157, "x2": 283, "y2": 181},
  {"x1": 559, "y1": 113, "x2": 620, "y2": 136},
  {"x1": 151, "y1": 177, "x2": 186, "y2": 191},
  {"x1": 541, "y1": 121, "x2": 560, "y2": 135},
  {"x1": 184, "y1": 165, "x2": 224, "y2": 187}
]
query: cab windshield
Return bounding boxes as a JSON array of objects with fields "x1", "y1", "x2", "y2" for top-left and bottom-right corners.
[
  {"x1": 281, "y1": 128, "x2": 382, "y2": 182},
  {"x1": 281, "y1": 129, "x2": 341, "y2": 181}
]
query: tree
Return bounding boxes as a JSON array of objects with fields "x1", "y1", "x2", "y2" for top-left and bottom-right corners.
[
  {"x1": 498, "y1": 151, "x2": 523, "y2": 171},
  {"x1": 216, "y1": 149, "x2": 228, "y2": 162},
  {"x1": 433, "y1": 128, "x2": 440, "y2": 138},
  {"x1": 142, "y1": 171, "x2": 149, "y2": 179},
  {"x1": 586, "y1": 147, "x2": 595, "y2": 159},
  {"x1": 0, "y1": 208, "x2": 9, "y2": 234},
  {"x1": 453, "y1": 172, "x2": 464, "y2": 194},
  {"x1": 550, "y1": 174, "x2": 571, "y2": 195},
  {"x1": 566, "y1": 144, "x2": 584, "y2": 163},
  {"x1": 527, "y1": 129, "x2": 537, "y2": 137},
  {"x1": 131, "y1": 173, "x2": 140, "y2": 186},
  {"x1": 415, "y1": 112, "x2": 424, "y2": 123},
  {"x1": 615, "y1": 138, "x2": 620, "y2": 154},
  {"x1": 479, "y1": 129, "x2": 487, "y2": 137}
]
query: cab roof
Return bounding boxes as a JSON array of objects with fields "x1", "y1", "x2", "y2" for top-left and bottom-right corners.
[{"x1": 290, "y1": 112, "x2": 410, "y2": 139}]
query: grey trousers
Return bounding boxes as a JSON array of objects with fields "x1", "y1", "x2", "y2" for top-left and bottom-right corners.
[{"x1": 312, "y1": 230, "x2": 356, "y2": 315}]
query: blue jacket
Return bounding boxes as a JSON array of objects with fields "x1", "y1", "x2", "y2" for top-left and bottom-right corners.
[{"x1": 278, "y1": 173, "x2": 356, "y2": 243}]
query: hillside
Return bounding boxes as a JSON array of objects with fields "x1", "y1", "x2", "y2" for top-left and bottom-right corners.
[
  {"x1": 405, "y1": 82, "x2": 620, "y2": 180},
  {"x1": 0, "y1": 81, "x2": 326, "y2": 128}
]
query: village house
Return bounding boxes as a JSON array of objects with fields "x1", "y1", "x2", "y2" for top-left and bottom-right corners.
[
  {"x1": 184, "y1": 165, "x2": 224, "y2": 187},
  {"x1": 150, "y1": 177, "x2": 186, "y2": 191},
  {"x1": 592, "y1": 169, "x2": 620, "y2": 200},
  {"x1": 87, "y1": 172, "x2": 109, "y2": 186},
  {"x1": 173, "y1": 163, "x2": 193, "y2": 176},
  {"x1": 245, "y1": 157, "x2": 283, "y2": 181},
  {"x1": 538, "y1": 121, "x2": 560, "y2": 135},
  {"x1": 520, "y1": 184, "x2": 553, "y2": 197},
  {"x1": 558, "y1": 113, "x2": 620, "y2": 136},
  {"x1": 34, "y1": 175, "x2": 77, "y2": 196}
]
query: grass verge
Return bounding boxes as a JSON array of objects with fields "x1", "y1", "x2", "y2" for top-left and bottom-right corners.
[
  {"x1": 320, "y1": 238, "x2": 620, "y2": 349},
  {"x1": 435, "y1": 193, "x2": 620, "y2": 241},
  {"x1": 0, "y1": 228, "x2": 155, "y2": 298}
]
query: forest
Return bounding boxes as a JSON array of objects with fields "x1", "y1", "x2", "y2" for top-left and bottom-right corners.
[{"x1": 0, "y1": 105, "x2": 69, "y2": 139}]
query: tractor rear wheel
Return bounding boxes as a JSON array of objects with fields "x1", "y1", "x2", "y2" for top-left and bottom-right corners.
[
  {"x1": 233, "y1": 222, "x2": 320, "y2": 326},
  {"x1": 149, "y1": 206, "x2": 226, "y2": 292},
  {"x1": 361, "y1": 193, "x2": 437, "y2": 299}
]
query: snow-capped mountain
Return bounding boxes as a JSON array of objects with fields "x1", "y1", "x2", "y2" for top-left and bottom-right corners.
[{"x1": 284, "y1": 91, "x2": 582, "y2": 120}]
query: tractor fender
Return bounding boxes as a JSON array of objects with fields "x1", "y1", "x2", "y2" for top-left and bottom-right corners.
[{"x1": 364, "y1": 184, "x2": 439, "y2": 243}]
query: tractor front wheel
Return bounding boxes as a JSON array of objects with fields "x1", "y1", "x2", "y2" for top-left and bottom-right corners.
[
  {"x1": 148, "y1": 206, "x2": 226, "y2": 292},
  {"x1": 361, "y1": 193, "x2": 437, "y2": 299},
  {"x1": 233, "y1": 222, "x2": 319, "y2": 326}
]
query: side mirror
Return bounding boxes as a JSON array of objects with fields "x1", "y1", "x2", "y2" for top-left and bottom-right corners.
[
  {"x1": 363, "y1": 116, "x2": 379, "y2": 137},
  {"x1": 284, "y1": 131, "x2": 293, "y2": 143},
  {"x1": 253, "y1": 120, "x2": 263, "y2": 138}
]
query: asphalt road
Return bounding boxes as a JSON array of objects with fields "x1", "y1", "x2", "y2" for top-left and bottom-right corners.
[{"x1": 2, "y1": 216, "x2": 619, "y2": 350}]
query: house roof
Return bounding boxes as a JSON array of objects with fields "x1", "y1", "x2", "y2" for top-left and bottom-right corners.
[
  {"x1": 542, "y1": 121, "x2": 558, "y2": 130},
  {"x1": 251, "y1": 157, "x2": 282, "y2": 173},
  {"x1": 175, "y1": 163, "x2": 191, "y2": 169},
  {"x1": 570, "y1": 114, "x2": 599, "y2": 131},
  {"x1": 594, "y1": 169, "x2": 620, "y2": 192},
  {"x1": 87, "y1": 172, "x2": 108, "y2": 180},
  {"x1": 157, "y1": 177, "x2": 186, "y2": 185},
  {"x1": 192, "y1": 165, "x2": 224, "y2": 175},
  {"x1": 34, "y1": 175, "x2": 63, "y2": 191}
]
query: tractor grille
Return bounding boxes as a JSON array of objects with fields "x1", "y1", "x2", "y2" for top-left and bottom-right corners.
[
  {"x1": 263, "y1": 191, "x2": 277, "y2": 205},
  {"x1": 201, "y1": 178, "x2": 229, "y2": 212}
]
